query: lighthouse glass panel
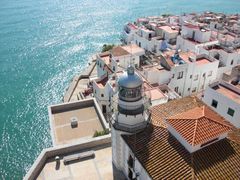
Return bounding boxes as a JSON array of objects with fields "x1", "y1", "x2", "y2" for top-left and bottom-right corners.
[{"x1": 119, "y1": 86, "x2": 142, "y2": 102}]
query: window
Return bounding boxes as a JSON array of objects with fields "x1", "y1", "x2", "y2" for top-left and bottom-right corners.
[
  {"x1": 192, "y1": 87, "x2": 197, "y2": 93},
  {"x1": 190, "y1": 75, "x2": 192, "y2": 79},
  {"x1": 231, "y1": 60, "x2": 234, "y2": 65},
  {"x1": 174, "y1": 87, "x2": 179, "y2": 93},
  {"x1": 139, "y1": 42, "x2": 141, "y2": 47},
  {"x1": 208, "y1": 71, "x2": 212, "y2": 77},
  {"x1": 113, "y1": 66, "x2": 115, "y2": 71},
  {"x1": 227, "y1": 108, "x2": 235, "y2": 117},
  {"x1": 172, "y1": 74, "x2": 175, "y2": 78},
  {"x1": 128, "y1": 168, "x2": 133, "y2": 179},
  {"x1": 203, "y1": 73, "x2": 206, "y2": 77},
  {"x1": 211, "y1": 99, "x2": 218, "y2": 108},
  {"x1": 177, "y1": 71, "x2": 184, "y2": 79},
  {"x1": 194, "y1": 75, "x2": 198, "y2": 81},
  {"x1": 128, "y1": 155, "x2": 134, "y2": 168},
  {"x1": 188, "y1": 88, "x2": 190, "y2": 91},
  {"x1": 119, "y1": 86, "x2": 142, "y2": 101},
  {"x1": 214, "y1": 53, "x2": 220, "y2": 60},
  {"x1": 101, "y1": 94, "x2": 104, "y2": 97}
]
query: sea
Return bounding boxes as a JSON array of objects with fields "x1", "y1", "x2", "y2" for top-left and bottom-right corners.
[{"x1": 0, "y1": 0, "x2": 240, "y2": 178}]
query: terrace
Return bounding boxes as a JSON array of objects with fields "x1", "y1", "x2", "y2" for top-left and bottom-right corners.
[
  {"x1": 24, "y1": 135, "x2": 118, "y2": 180},
  {"x1": 49, "y1": 98, "x2": 109, "y2": 146},
  {"x1": 211, "y1": 82, "x2": 240, "y2": 104}
]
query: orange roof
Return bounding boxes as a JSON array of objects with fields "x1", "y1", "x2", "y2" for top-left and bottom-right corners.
[
  {"x1": 111, "y1": 46, "x2": 130, "y2": 57},
  {"x1": 150, "y1": 96, "x2": 203, "y2": 128},
  {"x1": 195, "y1": 57, "x2": 211, "y2": 65},
  {"x1": 122, "y1": 125, "x2": 240, "y2": 180},
  {"x1": 166, "y1": 106, "x2": 232, "y2": 146}
]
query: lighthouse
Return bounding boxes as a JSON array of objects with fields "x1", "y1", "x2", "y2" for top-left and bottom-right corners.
[{"x1": 111, "y1": 66, "x2": 150, "y2": 175}]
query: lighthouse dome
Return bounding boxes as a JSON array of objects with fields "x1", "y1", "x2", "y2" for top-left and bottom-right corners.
[
  {"x1": 118, "y1": 66, "x2": 142, "y2": 89},
  {"x1": 118, "y1": 66, "x2": 143, "y2": 102}
]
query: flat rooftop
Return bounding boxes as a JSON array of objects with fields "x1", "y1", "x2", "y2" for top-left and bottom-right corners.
[
  {"x1": 195, "y1": 57, "x2": 211, "y2": 65},
  {"x1": 37, "y1": 145, "x2": 112, "y2": 180},
  {"x1": 122, "y1": 44, "x2": 144, "y2": 55},
  {"x1": 49, "y1": 99, "x2": 107, "y2": 146},
  {"x1": 145, "y1": 88, "x2": 166, "y2": 101},
  {"x1": 157, "y1": 25, "x2": 178, "y2": 33},
  {"x1": 215, "y1": 84, "x2": 240, "y2": 103}
]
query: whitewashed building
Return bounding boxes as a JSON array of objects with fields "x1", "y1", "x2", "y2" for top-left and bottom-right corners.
[{"x1": 202, "y1": 65, "x2": 240, "y2": 128}]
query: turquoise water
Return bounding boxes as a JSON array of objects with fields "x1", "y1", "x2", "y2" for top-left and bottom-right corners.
[{"x1": 0, "y1": 0, "x2": 240, "y2": 178}]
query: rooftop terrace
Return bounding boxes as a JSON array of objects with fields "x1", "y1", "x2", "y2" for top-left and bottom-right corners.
[
  {"x1": 49, "y1": 98, "x2": 108, "y2": 146},
  {"x1": 37, "y1": 144, "x2": 112, "y2": 180},
  {"x1": 24, "y1": 135, "x2": 119, "y2": 180},
  {"x1": 213, "y1": 83, "x2": 240, "y2": 103}
]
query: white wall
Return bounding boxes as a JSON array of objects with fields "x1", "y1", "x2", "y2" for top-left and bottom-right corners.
[
  {"x1": 203, "y1": 84, "x2": 240, "y2": 128},
  {"x1": 96, "y1": 57, "x2": 108, "y2": 77}
]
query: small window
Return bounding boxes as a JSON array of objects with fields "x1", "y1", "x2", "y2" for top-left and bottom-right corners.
[
  {"x1": 101, "y1": 94, "x2": 104, "y2": 97},
  {"x1": 194, "y1": 75, "x2": 198, "y2": 81},
  {"x1": 177, "y1": 71, "x2": 183, "y2": 79},
  {"x1": 211, "y1": 99, "x2": 218, "y2": 108},
  {"x1": 190, "y1": 75, "x2": 192, "y2": 79},
  {"x1": 113, "y1": 66, "x2": 115, "y2": 71},
  {"x1": 172, "y1": 74, "x2": 175, "y2": 78},
  {"x1": 174, "y1": 87, "x2": 179, "y2": 93},
  {"x1": 192, "y1": 87, "x2": 197, "y2": 93},
  {"x1": 208, "y1": 71, "x2": 212, "y2": 77},
  {"x1": 128, "y1": 155, "x2": 134, "y2": 168},
  {"x1": 99, "y1": 63, "x2": 102, "y2": 68},
  {"x1": 188, "y1": 88, "x2": 190, "y2": 91},
  {"x1": 227, "y1": 108, "x2": 235, "y2": 117},
  {"x1": 203, "y1": 73, "x2": 206, "y2": 77},
  {"x1": 231, "y1": 60, "x2": 234, "y2": 65},
  {"x1": 128, "y1": 168, "x2": 133, "y2": 179}
]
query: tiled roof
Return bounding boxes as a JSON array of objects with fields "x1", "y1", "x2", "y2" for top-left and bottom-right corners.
[
  {"x1": 166, "y1": 106, "x2": 232, "y2": 146},
  {"x1": 150, "y1": 96, "x2": 204, "y2": 127},
  {"x1": 122, "y1": 125, "x2": 240, "y2": 179},
  {"x1": 111, "y1": 46, "x2": 130, "y2": 57}
]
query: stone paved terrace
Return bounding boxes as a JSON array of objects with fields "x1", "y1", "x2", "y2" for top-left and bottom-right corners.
[
  {"x1": 37, "y1": 145, "x2": 113, "y2": 180},
  {"x1": 49, "y1": 98, "x2": 108, "y2": 146}
]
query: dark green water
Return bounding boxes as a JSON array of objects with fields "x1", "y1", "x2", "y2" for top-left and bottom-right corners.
[{"x1": 0, "y1": 0, "x2": 240, "y2": 178}]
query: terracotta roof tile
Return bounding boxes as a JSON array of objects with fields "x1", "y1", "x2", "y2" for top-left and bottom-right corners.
[
  {"x1": 166, "y1": 106, "x2": 232, "y2": 146},
  {"x1": 122, "y1": 125, "x2": 240, "y2": 179},
  {"x1": 150, "y1": 96, "x2": 204, "y2": 127},
  {"x1": 111, "y1": 46, "x2": 130, "y2": 57}
]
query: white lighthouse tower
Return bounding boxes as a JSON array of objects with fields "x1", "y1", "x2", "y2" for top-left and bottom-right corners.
[{"x1": 111, "y1": 66, "x2": 150, "y2": 177}]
